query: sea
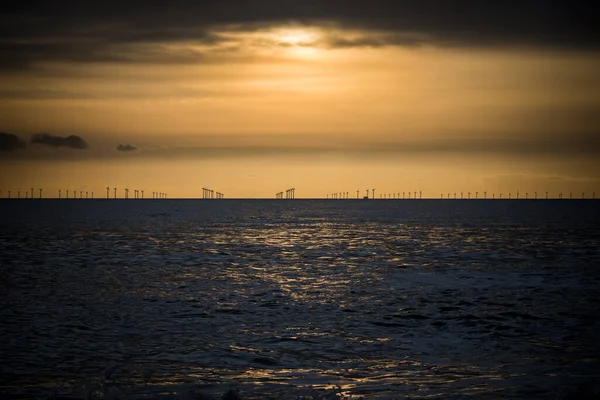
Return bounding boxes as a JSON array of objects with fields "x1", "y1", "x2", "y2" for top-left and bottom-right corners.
[{"x1": 0, "y1": 199, "x2": 599, "y2": 400}]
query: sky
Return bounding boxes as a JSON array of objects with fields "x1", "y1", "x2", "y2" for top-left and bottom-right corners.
[{"x1": 0, "y1": 1, "x2": 598, "y2": 198}]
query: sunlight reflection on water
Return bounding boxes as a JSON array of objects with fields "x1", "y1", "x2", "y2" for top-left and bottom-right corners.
[{"x1": 0, "y1": 199, "x2": 599, "y2": 399}]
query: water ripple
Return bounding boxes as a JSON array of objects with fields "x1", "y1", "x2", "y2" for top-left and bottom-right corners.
[{"x1": 1, "y1": 199, "x2": 599, "y2": 399}]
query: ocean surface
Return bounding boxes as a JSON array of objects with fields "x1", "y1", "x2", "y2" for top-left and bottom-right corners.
[{"x1": 1, "y1": 199, "x2": 599, "y2": 399}]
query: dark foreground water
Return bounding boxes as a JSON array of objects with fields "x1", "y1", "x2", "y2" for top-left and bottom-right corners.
[{"x1": 1, "y1": 199, "x2": 599, "y2": 399}]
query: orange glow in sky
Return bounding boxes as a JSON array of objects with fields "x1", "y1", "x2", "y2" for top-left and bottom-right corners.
[{"x1": 0, "y1": 12, "x2": 598, "y2": 198}]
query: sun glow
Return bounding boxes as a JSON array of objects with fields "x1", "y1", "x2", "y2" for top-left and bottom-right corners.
[
  {"x1": 277, "y1": 30, "x2": 315, "y2": 46},
  {"x1": 271, "y1": 28, "x2": 321, "y2": 58}
]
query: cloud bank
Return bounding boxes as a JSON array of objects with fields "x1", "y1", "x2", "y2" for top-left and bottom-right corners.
[
  {"x1": 30, "y1": 133, "x2": 88, "y2": 149},
  {"x1": 0, "y1": 0, "x2": 597, "y2": 69},
  {"x1": 0, "y1": 132, "x2": 26, "y2": 152}
]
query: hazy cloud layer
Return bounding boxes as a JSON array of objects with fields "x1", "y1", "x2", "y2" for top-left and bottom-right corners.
[
  {"x1": 117, "y1": 144, "x2": 137, "y2": 152},
  {"x1": 0, "y1": 132, "x2": 26, "y2": 152},
  {"x1": 0, "y1": 131, "x2": 595, "y2": 160},
  {"x1": 30, "y1": 133, "x2": 88, "y2": 149},
  {"x1": 87, "y1": 133, "x2": 600, "y2": 160},
  {"x1": 0, "y1": 1, "x2": 596, "y2": 69}
]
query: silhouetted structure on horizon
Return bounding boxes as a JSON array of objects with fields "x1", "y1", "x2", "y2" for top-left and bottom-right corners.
[
  {"x1": 1, "y1": 185, "x2": 597, "y2": 200},
  {"x1": 203, "y1": 188, "x2": 222, "y2": 199}
]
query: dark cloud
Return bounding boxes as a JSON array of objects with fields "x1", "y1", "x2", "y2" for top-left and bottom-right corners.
[
  {"x1": 0, "y1": 132, "x2": 26, "y2": 152},
  {"x1": 0, "y1": 89, "x2": 94, "y2": 100},
  {"x1": 30, "y1": 133, "x2": 88, "y2": 149},
  {"x1": 0, "y1": 0, "x2": 597, "y2": 69},
  {"x1": 117, "y1": 144, "x2": 137, "y2": 152},
  {"x1": 321, "y1": 32, "x2": 431, "y2": 49},
  {"x1": 2, "y1": 131, "x2": 598, "y2": 166}
]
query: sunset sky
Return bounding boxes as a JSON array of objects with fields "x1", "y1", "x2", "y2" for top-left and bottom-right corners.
[{"x1": 0, "y1": 1, "x2": 598, "y2": 198}]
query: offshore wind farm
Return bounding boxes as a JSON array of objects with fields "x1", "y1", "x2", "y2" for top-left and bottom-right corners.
[{"x1": 0, "y1": 186, "x2": 596, "y2": 200}]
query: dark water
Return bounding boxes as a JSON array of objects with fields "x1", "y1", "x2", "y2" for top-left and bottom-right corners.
[{"x1": 1, "y1": 199, "x2": 599, "y2": 399}]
